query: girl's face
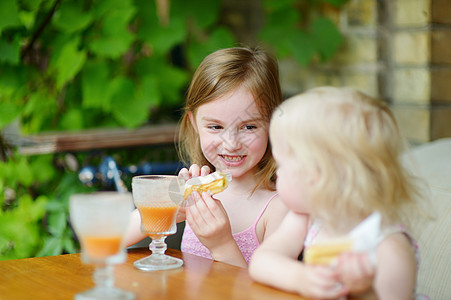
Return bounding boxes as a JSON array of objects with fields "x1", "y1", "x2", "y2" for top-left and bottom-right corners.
[
  {"x1": 191, "y1": 86, "x2": 269, "y2": 180},
  {"x1": 272, "y1": 135, "x2": 312, "y2": 213}
]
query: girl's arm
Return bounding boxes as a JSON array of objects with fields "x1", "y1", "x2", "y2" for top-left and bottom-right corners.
[
  {"x1": 249, "y1": 211, "x2": 348, "y2": 299},
  {"x1": 124, "y1": 208, "x2": 147, "y2": 247},
  {"x1": 260, "y1": 195, "x2": 289, "y2": 240}
]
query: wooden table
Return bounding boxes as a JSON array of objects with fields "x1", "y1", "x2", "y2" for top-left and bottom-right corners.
[{"x1": 0, "y1": 248, "x2": 305, "y2": 299}]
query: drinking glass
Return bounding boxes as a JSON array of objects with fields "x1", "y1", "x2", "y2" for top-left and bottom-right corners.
[
  {"x1": 132, "y1": 175, "x2": 184, "y2": 271},
  {"x1": 70, "y1": 192, "x2": 134, "y2": 300}
]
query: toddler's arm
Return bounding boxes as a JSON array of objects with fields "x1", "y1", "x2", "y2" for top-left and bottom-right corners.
[
  {"x1": 249, "y1": 211, "x2": 348, "y2": 299},
  {"x1": 337, "y1": 232, "x2": 416, "y2": 299}
]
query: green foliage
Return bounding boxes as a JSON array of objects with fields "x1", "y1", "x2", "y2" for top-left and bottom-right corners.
[
  {"x1": 260, "y1": 0, "x2": 346, "y2": 66},
  {"x1": 0, "y1": 0, "x2": 348, "y2": 260}
]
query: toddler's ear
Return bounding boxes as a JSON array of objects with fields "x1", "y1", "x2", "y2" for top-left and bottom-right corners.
[
  {"x1": 309, "y1": 167, "x2": 321, "y2": 186},
  {"x1": 188, "y1": 111, "x2": 198, "y2": 132}
]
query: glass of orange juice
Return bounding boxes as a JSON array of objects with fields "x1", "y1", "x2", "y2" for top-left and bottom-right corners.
[
  {"x1": 131, "y1": 175, "x2": 184, "y2": 271},
  {"x1": 70, "y1": 192, "x2": 134, "y2": 299}
]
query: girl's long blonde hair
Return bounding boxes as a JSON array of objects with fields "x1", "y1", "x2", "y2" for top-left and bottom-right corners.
[
  {"x1": 270, "y1": 86, "x2": 423, "y2": 232},
  {"x1": 178, "y1": 47, "x2": 283, "y2": 191}
]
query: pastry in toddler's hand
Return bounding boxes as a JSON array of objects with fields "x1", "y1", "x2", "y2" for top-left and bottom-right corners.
[
  {"x1": 184, "y1": 171, "x2": 232, "y2": 200},
  {"x1": 305, "y1": 238, "x2": 353, "y2": 265},
  {"x1": 305, "y1": 212, "x2": 381, "y2": 266}
]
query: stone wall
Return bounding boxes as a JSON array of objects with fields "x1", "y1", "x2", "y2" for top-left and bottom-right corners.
[{"x1": 278, "y1": 0, "x2": 451, "y2": 144}]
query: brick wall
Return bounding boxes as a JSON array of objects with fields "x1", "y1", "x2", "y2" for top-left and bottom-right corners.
[
  {"x1": 276, "y1": 0, "x2": 451, "y2": 144},
  {"x1": 388, "y1": 0, "x2": 451, "y2": 143}
]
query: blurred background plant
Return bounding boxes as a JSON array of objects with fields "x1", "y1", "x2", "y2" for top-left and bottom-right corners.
[{"x1": 0, "y1": 0, "x2": 348, "y2": 260}]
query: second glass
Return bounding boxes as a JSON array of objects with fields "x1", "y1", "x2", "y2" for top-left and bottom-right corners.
[{"x1": 132, "y1": 175, "x2": 184, "y2": 271}]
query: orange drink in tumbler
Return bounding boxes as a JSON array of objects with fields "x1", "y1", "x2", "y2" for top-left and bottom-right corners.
[
  {"x1": 138, "y1": 205, "x2": 178, "y2": 237},
  {"x1": 132, "y1": 175, "x2": 184, "y2": 271},
  {"x1": 82, "y1": 235, "x2": 123, "y2": 259}
]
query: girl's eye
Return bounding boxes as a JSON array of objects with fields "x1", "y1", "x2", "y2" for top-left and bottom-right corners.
[
  {"x1": 242, "y1": 125, "x2": 257, "y2": 131},
  {"x1": 207, "y1": 125, "x2": 223, "y2": 130}
]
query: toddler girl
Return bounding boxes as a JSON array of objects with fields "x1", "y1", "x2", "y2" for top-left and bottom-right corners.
[{"x1": 249, "y1": 87, "x2": 424, "y2": 299}]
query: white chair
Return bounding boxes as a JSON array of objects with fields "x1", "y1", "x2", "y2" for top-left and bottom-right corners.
[{"x1": 405, "y1": 138, "x2": 451, "y2": 299}]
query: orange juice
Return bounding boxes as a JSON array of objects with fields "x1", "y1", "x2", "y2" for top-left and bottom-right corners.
[
  {"x1": 82, "y1": 235, "x2": 122, "y2": 259},
  {"x1": 138, "y1": 205, "x2": 178, "y2": 235}
]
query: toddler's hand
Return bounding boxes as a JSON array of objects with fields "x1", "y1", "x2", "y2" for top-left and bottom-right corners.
[
  {"x1": 336, "y1": 252, "x2": 375, "y2": 295},
  {"x1": 298, "y1": 264, "x2": 348, "y2": 299}
]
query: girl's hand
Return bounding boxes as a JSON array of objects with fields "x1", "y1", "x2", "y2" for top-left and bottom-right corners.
[
  {"x1": 178, "y1": 164, "x2": 211, "y2": 181},
  {"x1": 176, "y1": 164, "x2": 210, "y2": 222},
  {"x1": 336, "y1": 252, "x2": 375, "y2": 295},
  {"x1": 297, "y1": 264, "x2": 348, "y2": 299},
  {"x1": 185, "y1": 191, "x2": 234, "y2": 255}
]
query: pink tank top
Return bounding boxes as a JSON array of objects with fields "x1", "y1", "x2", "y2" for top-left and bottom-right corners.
[{"x1": 181, "y1": 193, "x2": 277, "y2": 264}]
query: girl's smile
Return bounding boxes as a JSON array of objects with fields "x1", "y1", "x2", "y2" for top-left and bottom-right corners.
[{"x1": 219, "y1": 154, "x2": 247, "y2": 167}]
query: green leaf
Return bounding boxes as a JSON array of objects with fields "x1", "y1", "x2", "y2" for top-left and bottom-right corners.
[
  {"x1": 88, "y1": 33, "x2": 134, "y2": 59},
  {"x1": 109, "y1": 77, "x2": 149, "y2": 128},
  {"x1": 60, "y1": 108, "x2": 84, "y2": 130},
  {"x1": 30, "y1": 155, "x2": 56, "y2": 183},
  {"x1": 0, "y1": 102, "x2": 21, "y2": 129},
  {"x1": 138, "y1": 14, "x2": 186, "y2": 55},
  {"x1": 52, "y1": 1, "x2": 93, "y2": 33},
  {"x1": 63, "y1": 231, "x2": 77, "y2": 254},
  {"x1": 15, "y1": 194, "x2": 47, "y2": 222},
  {"x1": 321, "y1": 0, "x2": 349, "y2": 7},
  {"x1": 0, "y1": 65, "x2": 26, "y2": 99},
  {"x1": 47, "y1": 210, "x2": 67, "y2": 237},
  {"x1": 88, "y1": 2, "x2": 136, "y2": 58},
  {"x1": 0, "y1": 1, "x2": 21, "y2": 34},
  {"x1": 0, "y1": 35, "x2": 21, "y2": 65},
  {"x1": 289, "y1": 32, "x2": 316, "y2": 66},
  {"x1": 101, "y1": 7, "x2": 136, "y2": 35},
  {"x1": 173, "y1": 0, "x2": 220, "y2": 29},
  {"x1": 51, "y1": 37, "x2": 87, "y2": 89},
  {"x1": 0, "y1": 198, "x2": 42, "y2": 260},
  {"x1": 22, "y1": 92, "x2": 56, "y2": 133},
  {"x1": 137, "y1": 57, "x2": 189, "y2": 106},
  {"x1": 262, "y1": 0, "x2": 298, "y2": 12},
  {"x1": 81, "y1": 61, "x2": 111, "y2": 110},
  {"x1": 35, "y1": 236, "x2": 63, "y2": 257},
  {"x1": 311, "y1": 17, "x2": 344, "y2": 61},
  {"x1": 20, "y1": 0, "x2": 42, "y2": 11},
  {"x1": 157, "y1": 66, "x2": 189, "y2": 105},
  {"x1": 187, "y1": 27, "x2": 235, "y2": 69},
  {"x1": 14, "y1": 157, "x2": 34, "y2": 187},
  {"x1": 93, "y1": 0, "x2": 135, "y2": 18},
  {"x1": 258, "y1": 9, "x2": 300, "y2": 57},
  {"x1": 137, "y1": 76, "x2": 162, "y2": 107},
  {"x1": 18, "y1": 10, "x2": 37, "y2": 29}
]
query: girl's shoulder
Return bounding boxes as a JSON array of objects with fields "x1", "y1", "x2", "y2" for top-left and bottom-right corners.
[
  {"x1": 262, "y1": 193, "x2": 289, "y2": 217},
  {"x1": 259, "y1": 193, "x2": 290, "y2": 234}
]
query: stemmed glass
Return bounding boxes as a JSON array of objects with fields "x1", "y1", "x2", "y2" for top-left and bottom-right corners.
[
  {"x1": 131, "y1": 175, "x2": 184, "y2": 271},
  {"x1": 70, "y1": 192, "x2": 134, "y2": 300}
]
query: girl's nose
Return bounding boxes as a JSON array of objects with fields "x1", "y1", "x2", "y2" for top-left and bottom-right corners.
[{"x1": 222, "y1": 129, "x2": 242, "y2": 151}]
